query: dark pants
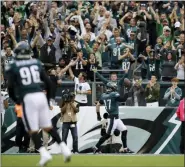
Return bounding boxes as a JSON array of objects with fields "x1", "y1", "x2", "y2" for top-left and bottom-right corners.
[
  {"x1": 96, "y1": 118, "x2": 127, "y2": 150},
  {"x1": 15, "y1": 118, "x2": 30, "y2": 151},
  {"x1": 62, "y1": 122, "x2": 78, "y2": 152},
  {"x1": 180, "y1": 121, "x2": 184, "y2": 154},
  {"x1": 78, "y1": 102, "x2": 87, "y2": 106}
]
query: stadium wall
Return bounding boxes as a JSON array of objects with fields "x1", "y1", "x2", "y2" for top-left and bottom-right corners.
[{"x1": 1, "y1": 106, "x2": 181, "y2": 154}]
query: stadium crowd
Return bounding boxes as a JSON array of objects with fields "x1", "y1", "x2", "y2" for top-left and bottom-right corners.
[
  {"x1": 1, "y1": 0, "x2": 185, "y2": 155},
  {"x1": 1, "y1": 1, "x2": 185, "y2": 106}
]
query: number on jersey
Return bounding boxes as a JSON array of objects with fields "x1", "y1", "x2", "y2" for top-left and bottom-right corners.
[
  {"x1": 113, "y1": 48, "x2": 121, "y2": 57},
  {"x1": 149, "y1": 64, "x2": 155, "y2": 72},
  {"x1": 19, "y1": 65, "x2": 40, "y2": 85},
  {"x1": 122, "y1": 61, "x2": 130, "y2": 70},
  {"x1": 104, "y1": 99, "x2": 111, "y2": 110}
]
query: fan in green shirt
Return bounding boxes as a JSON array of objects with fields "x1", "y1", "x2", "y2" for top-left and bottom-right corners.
[{"x1": 159, "y1": 26, "x2": 172, "y2": 44}]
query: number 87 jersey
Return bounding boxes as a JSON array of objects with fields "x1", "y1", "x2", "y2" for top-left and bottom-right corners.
[
  {"x1": 99, "y1": 92, "x2": 120, "y2": 116},
  {"x1": 5, "y1": 59, "x2": 49, "y2": 101}
]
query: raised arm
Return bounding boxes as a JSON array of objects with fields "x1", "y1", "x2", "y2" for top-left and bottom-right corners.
[
  {"x1": 58, "y1": 60, "x2": 77, "y2": 77},
  {"x1": 118, "y1": 70, "x2": 129, "y2": 87},
  {"x1": 93, "y1": 69, "x2": 109, "y2": 84},
  {"x1": 68, "y1": 67, "x2": 75, "y2": 80}
]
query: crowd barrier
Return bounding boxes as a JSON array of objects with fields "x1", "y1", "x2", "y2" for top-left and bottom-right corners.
[
  {"x1": 55, "y1": 81, "x2": 185, "y2": 106},
  {"x1": 1, "y1": 106, "x2": 181, "y2": 154}
]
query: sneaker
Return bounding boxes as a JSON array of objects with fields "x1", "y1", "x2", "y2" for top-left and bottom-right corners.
[{"x1": 60, "y1": 142, "x2": 72, "y2": 163}]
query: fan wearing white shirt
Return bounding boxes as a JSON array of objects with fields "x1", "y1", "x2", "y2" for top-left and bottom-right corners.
[{"x1": 69, "y1": 67, "x2": 91, "y2": 106}]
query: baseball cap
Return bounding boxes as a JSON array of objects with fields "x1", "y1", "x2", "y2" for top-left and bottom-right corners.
[
  {"x1": 174, "y1": 21, "x2": 181, "y2": 28},
  {"x1": 1, "y1": 91, "x2": 9, "y2": 101},
  {"x1": 162, "y1": 19, "x2": 168, "y2": 23},
  {"x1": 76, "y1": 48, "x2": 82, "y2": 53},
  {"x1": 47, "y1": 36, "x2": 53, "y2": 41},
  {"x1": 163, "y1": 26, "x2": 171, "y2": 32}
]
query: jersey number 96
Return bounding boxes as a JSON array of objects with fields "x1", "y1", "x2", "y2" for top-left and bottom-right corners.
[{"x1": 19, "y1": 65, "x2": 40, "y2": 85}]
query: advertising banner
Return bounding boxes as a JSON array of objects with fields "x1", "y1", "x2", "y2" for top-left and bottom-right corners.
[{"x1": 1, "y1": 106, "x2": 181, "y2": 154}]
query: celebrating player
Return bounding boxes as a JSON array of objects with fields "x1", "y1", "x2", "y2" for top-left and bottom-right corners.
[
  {"x1": 5, "y1": 41, "x2": 72, "y2": 166},
  {"x1": 93, "y1": 82, "x2": 134, "y2": 154}
]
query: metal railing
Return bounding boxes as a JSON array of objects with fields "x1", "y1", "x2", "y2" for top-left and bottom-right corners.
[{"x1": 55, "y1": 69, "x2": 185, "y2": 106}]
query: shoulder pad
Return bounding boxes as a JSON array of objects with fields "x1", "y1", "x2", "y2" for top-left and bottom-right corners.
[{"x1": 113, "y1": 92, "x2": 120, "y2": 97}]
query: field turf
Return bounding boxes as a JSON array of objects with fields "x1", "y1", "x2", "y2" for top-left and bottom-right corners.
[{"x1": 1, "y1": 154, "x2": 184, "y2": 167}]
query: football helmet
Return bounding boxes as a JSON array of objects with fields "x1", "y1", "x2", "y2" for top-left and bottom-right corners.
[
  {"x1": 106, "y1": 82, "x2": 117, "y2": 92},
  {"x1": 14, "y1": 41, "x2": 33, "y2": 60}
]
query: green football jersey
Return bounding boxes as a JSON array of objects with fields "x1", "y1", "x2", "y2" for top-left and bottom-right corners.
[
  {"x1": 100, "y1": 92, "x2": 120, "y2": 116},
  {"x1": 5, "y1": 59, "x2": 44, "y2": 99},
  {"x1": 107, "y1": 43, "x2": 125, "y2": 63}
]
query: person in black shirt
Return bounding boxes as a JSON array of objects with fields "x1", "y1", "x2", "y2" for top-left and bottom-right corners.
[
  {"x1": 71, "y1": 49, "x2": 87, "y2": 77},
  {"x1": 161, "y1": 51, "x2": 177, "y2": 81},
  {"x1": 86, "y1": 53, "x2": 101, "y2": 81}
]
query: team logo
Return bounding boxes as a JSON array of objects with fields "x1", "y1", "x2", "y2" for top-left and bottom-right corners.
[{"x1": 1, "y1": 107, "x2": 181, "y2": 154}]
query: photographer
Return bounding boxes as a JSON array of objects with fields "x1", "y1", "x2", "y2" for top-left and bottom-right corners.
[{"x1": 60, "y1": 90, "x2": 79, "y2": 153}]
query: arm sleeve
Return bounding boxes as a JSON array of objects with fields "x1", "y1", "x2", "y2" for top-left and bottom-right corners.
[
  {"x1": 163, "y1": 88, "x2": 171, "y2": 100},
  {"x1": 96, "y1": 72, "x2": 108, "y2": 84},
  {"x1": 174, "y1": 88, "x2": 182, "y2": 100},
  {"x1": 118, "y1": 73, "x2": 128, "y2": 87}
]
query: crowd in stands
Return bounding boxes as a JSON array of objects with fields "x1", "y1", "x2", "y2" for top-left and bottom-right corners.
[{"x1": 1, "y1": 1, "x2": 185, "y2": 106}]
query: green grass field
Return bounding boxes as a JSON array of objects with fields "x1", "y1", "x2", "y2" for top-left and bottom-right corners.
[{"x1": 1, "y1": 154, "x2": 184, "y2": 167}]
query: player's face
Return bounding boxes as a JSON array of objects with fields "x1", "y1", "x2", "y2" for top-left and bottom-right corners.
[{"x1": 111, "y1": 74, "x2": 117, "y2": 81}]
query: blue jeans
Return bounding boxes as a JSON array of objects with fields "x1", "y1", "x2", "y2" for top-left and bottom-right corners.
[{"x1": 62, "y1": 122, "x2": 78, "y2": 152}]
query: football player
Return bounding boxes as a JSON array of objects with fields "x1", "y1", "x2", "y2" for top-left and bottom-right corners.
[
  {"x1": 93, "y1": 82, "x2": 134, "y2": 154},
  {"x1": 5, "y1": 41, "x2": 73, "y2": 166}
]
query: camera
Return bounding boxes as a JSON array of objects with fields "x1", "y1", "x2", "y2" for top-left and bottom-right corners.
[{"x1": 62, "y1": 89, "x2": 75, "y2": 102}]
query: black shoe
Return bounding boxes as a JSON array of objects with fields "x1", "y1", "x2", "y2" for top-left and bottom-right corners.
[
  {"x1": 119, "y1": 148, "x2": 134, "y2": 154},
  {"x1": 92, "y1": 146, "x2": 98, "y2": 154},
  {"x1": 71, "y1": 150, "x2": 79, "y2": 154},
  {"x1": 123, "y1": 148, "x2": 134, "y2": 154}
]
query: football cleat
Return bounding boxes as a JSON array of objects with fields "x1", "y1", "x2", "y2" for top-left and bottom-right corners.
[
  {"x1": 38, "y1": 153, "x2": 52, "y2": 167},
  {"x1": 92, "y1": 146, "x2": 99, "y2": 154},
  {"x1": 60, "y1": 142, "x2": 72, "y2": 163}
]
